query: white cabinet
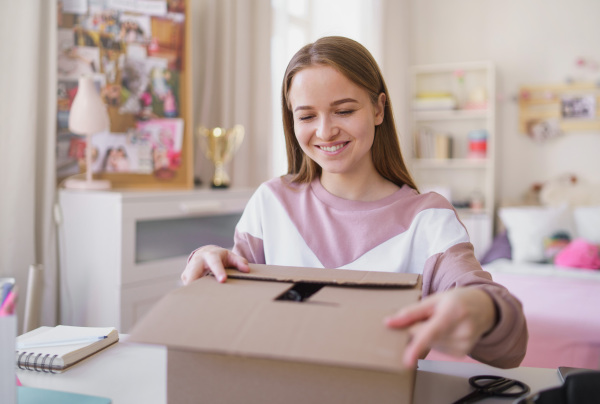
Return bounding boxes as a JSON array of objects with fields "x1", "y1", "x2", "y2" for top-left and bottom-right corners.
[
  {"x1": 58, "y1": 187, "x2": 254, "y2": 332},
  {"x1": 408, "y1": 61, "x2": 496, "y2": 259}
]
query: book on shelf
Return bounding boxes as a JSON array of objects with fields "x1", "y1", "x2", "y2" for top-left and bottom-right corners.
[
  {"x1": 412, "y1": 92, "x2": 457, "y2": 111},
  {"x1": 415, "y1": 128, "x2": 453, "y2": 159},
  {"x1": 434, "y1": 133, "x2": 453, "y2": 159},
  {"x1": 16, "y1": 325, "x2": 119, "y2": 373}
]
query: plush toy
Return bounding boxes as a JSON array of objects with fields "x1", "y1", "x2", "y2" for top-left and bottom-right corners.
[
  {"x1": 543, "y1": 231, "x2": 571, "y2": 262},
  {"x1": 540, "y1": 175, "x2": 600, "y2": 207},
  {"x1": 554, "y1": 238, "x2": 600, "y2": 270}
]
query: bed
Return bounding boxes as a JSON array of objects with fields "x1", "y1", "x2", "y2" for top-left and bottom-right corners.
[
  {"x1": 427, "y1": 177, "x2": 600, "y2": 370},
  {"x1": 485, "y1": 258, "x2": 600, "y2": 369},
  {"x1": 426, "y1": 258, "x2": 600, "y2": 369}
]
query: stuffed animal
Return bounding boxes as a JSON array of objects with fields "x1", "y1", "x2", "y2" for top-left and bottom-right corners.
[
  {"x1": 554, "y1": 238, "x2": 600, "y2": 270},
  {"x1": 540, "y1": 175, "x2": 600, "y2": 207}
]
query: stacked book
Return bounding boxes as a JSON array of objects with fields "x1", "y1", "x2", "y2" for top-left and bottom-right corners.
[
  {"x1": 416, "y1": 127, "x2": 453, "y2": 159},
  {"x1": 412, "y1": 92, "x2": 457, "y2": 111}
]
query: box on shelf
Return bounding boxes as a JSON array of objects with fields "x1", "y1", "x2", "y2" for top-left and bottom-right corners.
[
  {"x1": 129, "y1": 264, "x2": 422, "y2": 404},
  {"x1": 468, "y1": 129, "x2": 488, "y2": 159}
]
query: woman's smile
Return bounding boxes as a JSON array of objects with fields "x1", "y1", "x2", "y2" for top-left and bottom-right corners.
[{"x1": 317, "y1": 141, "x2": 350, "y2": 154}]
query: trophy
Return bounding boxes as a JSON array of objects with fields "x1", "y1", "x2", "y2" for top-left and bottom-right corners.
[{"x1": 198, "y1": 124, "x2": 245, "y2": 188}]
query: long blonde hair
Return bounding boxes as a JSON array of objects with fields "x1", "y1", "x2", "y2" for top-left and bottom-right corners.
[{"x1": 281, "y1": 36, "x2": 418, "y2": 191}]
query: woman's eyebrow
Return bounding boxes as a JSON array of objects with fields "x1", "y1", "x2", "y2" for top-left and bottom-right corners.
[
  {"x1": 331, "y1": 98, "x2": 358, "y2": 106},
  {"x1": 293, "y1": 98, "x2": 359, "y2": 112},
  {"x1": 294, "y1": 105, "x2": 313, "y2": 112}
]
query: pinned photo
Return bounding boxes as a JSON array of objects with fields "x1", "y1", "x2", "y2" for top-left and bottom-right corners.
[{"x1": 561, "y1": 95, "x2": 596, "y2": 119}]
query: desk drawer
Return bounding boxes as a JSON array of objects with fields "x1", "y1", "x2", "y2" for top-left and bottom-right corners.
[
  {"x1": 120, "y1": 190, "x2": 252, "y2": 285},
  {"x1": 135, "y1": 213, "x2": 241, "y2": 264}
]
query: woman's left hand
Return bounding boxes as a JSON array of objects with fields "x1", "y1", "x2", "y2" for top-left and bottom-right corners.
[{"x1": 384, "y1": 287, "x2": 497, "y2": 368}]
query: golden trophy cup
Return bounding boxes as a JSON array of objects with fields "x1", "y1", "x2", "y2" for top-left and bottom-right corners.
[{"x1": 198, "y1": 124, "x2": 245, "y2": 188}]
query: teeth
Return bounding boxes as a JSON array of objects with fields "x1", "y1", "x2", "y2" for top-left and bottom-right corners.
[{"x1": 320, "y1": 143, "x2": 345, "y2": 152}]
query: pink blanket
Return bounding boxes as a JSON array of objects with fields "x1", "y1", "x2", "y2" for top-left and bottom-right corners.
[{"x1": 427, "y1": 267, "x2": 600, "y2": 369}]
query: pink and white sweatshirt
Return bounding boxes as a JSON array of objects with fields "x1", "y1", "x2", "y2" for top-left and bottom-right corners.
[{"x1": 232, "y1": 175, "x2": 527, "y2": 368}]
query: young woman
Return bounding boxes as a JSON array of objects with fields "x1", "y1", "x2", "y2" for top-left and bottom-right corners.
[{"x1": 181, "y1": 36, "x2": 527, "y2": 369}]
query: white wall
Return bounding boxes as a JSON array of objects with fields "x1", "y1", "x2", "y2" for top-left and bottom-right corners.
[{"x1": 408, "y1": 0, "x2": 600, "y2": 203}]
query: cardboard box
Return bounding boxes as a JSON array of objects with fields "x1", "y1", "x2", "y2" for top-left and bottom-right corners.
[{"x1": 129, "y1": 264, "x2": 422, "y2": 404}]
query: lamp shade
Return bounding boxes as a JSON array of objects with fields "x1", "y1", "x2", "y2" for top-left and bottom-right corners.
[{"x1": 68, "y1": 76, "x2": 109, "y2": 135}]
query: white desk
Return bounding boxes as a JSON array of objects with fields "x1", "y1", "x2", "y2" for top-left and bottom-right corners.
[{"x1": 18, "y1": 338, "x2": 562, "y2": 404}]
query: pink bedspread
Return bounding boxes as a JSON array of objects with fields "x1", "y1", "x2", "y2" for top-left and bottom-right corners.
[{"x1": 426, "y1": 265, "x2": 600, "y2": 369}]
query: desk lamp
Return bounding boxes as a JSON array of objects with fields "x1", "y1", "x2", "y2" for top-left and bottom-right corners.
[{"x1": 64, "y1": 76, "x2": 111, "y2": 190}]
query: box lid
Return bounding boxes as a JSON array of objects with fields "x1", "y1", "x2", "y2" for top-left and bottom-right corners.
[{"x1": 129, "y1": 264, "x2": 421, "y2": 373}]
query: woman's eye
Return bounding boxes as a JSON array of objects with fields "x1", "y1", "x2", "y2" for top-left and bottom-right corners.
[
  {"x1": 297, "y1": 114, "x2": 315, "y2": 122},
  {"x1": 337, "y1": 109, "x2": 354, "y2": 116}
]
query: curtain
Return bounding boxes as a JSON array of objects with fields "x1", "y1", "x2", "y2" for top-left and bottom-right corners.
[
  {"x1": 380, "y1": 0, "x2": 411, "y2": 155},
  {"x1": 191, "y1": 0, "x2": 273, "y2": 188},
  {"x1": 0, "y1": 1, "x2": 58, "y2": 327}
]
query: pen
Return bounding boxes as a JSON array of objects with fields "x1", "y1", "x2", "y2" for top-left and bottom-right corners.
[
  {"x1": 1, "y1": 281, "x2": 13, "y2": 305},
  {"x1": 17, "y1": 335, "x2": 108, "y2": 350},
  {"x1": 0, "y1": 286, "x2": 17, "y2": 316}
]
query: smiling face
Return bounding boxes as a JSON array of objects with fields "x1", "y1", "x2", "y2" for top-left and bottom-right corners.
[{"x1": 288, "y1": 65, "x2": 385, "y2": 181}]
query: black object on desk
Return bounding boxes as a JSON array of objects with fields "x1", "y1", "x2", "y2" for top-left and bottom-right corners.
[
  {"x1": 451, "y1": 375, "x2": 530, "y2": 403},
  {"x1": 517, "y1": 370, "x2": 600, "y2": 404}
]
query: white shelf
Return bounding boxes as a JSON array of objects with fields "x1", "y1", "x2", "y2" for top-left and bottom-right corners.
[
  {"x1": 412, "y1": 108, "x2": 489, "y2": 121},
  {"x1": 412, "y1": 60, "x2": 493, "y2": 74},
  {"x1": 408, "y1": 61, "x2": 496, "y2": 259},
  {"x1": 413, "y1": 158, "x2": 490, "y2": 169},
  {"x1": 455, "y1": 207, "x2": 493, "y2": 216}
]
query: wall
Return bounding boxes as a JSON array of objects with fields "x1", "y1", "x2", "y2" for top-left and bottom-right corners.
[{"x1": 408, "y1": 0, "x2": 600, "y2": 203}]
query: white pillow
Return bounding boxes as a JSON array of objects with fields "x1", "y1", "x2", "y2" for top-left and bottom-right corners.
[
  {"x1": 499, "y1": 205, "x2": 575, "y2": 263},
  {"x1": 573, "y1": 206, "x2": 600, "y2": 243}
]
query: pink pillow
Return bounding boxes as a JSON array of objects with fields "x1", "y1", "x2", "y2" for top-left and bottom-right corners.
[{"x1": 554, "y1": 238, "x2": 600, "y2": 270}]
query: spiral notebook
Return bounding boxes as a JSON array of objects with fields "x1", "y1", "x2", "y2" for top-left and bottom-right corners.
[{"x1": 16, "y1": 326, "x2": 119, "y2": 373}]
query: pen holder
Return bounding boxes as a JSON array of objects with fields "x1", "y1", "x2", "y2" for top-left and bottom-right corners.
[{"x1": 0, "y1": 314, "x2": 17, "y2": 404}]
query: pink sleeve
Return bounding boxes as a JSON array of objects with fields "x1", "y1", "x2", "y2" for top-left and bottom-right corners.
[
  {"x1": 423, "y1": 242, "x2": 528, "y2": 368},
  {"x1": 232, "y1": 229, "x2": 266, "y2": 265}
]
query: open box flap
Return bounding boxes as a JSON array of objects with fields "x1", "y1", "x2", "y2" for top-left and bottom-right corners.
[{"x1": 226, "y1": 263, "x2": 420, "y2": 287}]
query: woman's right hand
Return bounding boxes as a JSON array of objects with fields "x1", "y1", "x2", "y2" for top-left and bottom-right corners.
[{"x1": 180, "y1": 245, "x2": 250, "y2": 285}]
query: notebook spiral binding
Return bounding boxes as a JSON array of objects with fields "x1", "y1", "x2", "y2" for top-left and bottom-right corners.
[{"x1": 17, "y1": 351, "x2": 59, "y2": 374}]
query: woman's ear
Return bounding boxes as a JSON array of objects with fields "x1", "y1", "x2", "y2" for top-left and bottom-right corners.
[{"x1": 375, "y1": 93, "x2": 386, "y2": 125}]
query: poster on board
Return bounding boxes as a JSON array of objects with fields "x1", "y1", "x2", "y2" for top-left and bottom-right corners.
[{"x1": 56, "y1": 0, "x2": 191, "y2": 189}]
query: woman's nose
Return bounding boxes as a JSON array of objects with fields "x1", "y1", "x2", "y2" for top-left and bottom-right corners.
[{"x1": 316, "y1": 117, "x2": 338, "y2": 140}]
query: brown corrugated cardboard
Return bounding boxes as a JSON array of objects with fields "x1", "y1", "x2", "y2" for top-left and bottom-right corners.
[{"x1": 129, "y1": 264, "x2": 422, "y2": 404}]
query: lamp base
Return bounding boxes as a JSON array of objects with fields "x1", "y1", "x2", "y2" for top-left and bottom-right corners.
[{"x1": 64, "y1": 178, "x2": 111, "y2": 190}]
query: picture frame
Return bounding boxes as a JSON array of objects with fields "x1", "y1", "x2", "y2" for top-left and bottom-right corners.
[
  {"x1": 56, "y1": 0, "x2": 193, "y2": 189},
  {"x1": 518, "y1": 83, "x2": 600, "y2": 136}
]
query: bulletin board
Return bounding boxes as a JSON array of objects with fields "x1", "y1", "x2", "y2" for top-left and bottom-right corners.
[
  {"x1": 56, "y1": 0, "x2": 193, "y2": 189},
  {"x1": 519, "y1": 82, "x2": 600, "y2": 141}
]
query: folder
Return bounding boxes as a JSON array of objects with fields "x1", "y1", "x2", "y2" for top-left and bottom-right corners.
[{"x1": 18, "y1": 386, "x2": 111, "y2": 403}]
